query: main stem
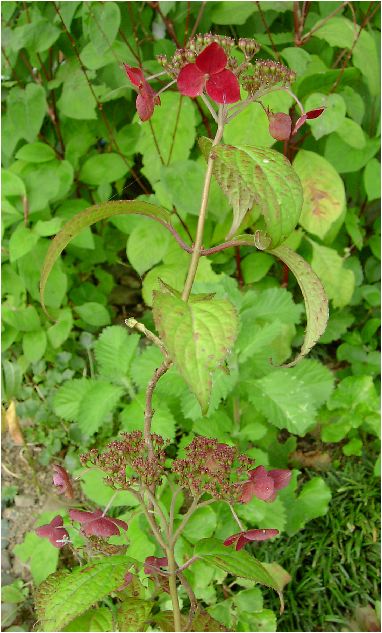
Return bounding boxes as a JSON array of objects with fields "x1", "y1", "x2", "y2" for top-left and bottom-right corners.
[
  {"x1": 167, "y1": 546, "x2": 182, "y2": 632},
  {"x1": 181, "y1": 106, "x2": 225, "y2": 301}
]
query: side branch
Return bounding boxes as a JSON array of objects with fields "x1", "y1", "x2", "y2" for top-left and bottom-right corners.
[{"x1": 144, "y1": 359, "x2": 172, "y2": 455}]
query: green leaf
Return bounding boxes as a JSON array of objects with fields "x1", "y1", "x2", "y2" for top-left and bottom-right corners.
[
  {"x1": 195, "y1": 538, "x2": 284, "y2": 595},
  {"x1": 74, "y1": 303, "x2": 111, "y2": 327},
  {"x1": 182, "y1": 506, "x2": 217, "y2": 544},
  {"x1": 2, "y1": 305, "x2": 41, "y2": 332},
  {"x1": 63, "y1": 607, "x2": 113, "y2": 632},
  {"x1": 2, "y1": 169, "x2": 26, "y2": 196},
  {"x1": 87, "y1": 2, "x2": 121, "y2": 54},
  {"x1": 57, "y1": 60, "x2": 98, "y2": 120},
  {"x1": 241, "y1": 252, "x2": 274, "y2": 284},
  {"x1": 136, "y1": 92, "x2": 196, "y2": 183},
  {"x1": 22, "y1": 329, "x2": 47, "y2": 363},
  {"x1": 77, "y1": 381, "x2": 123, "y2": 435},
  {"x1": 53, "y1": 378, "x2": 91, "y2": 421},
  {"x1": 293, "y1": 150, "x2": 345, "y2": 240},
  {"x1": 10, "y1": 18, "x2": 60, "y2": 53},
  {"x1": 153, "y1": 292, "x2": 237, "y2": 413},
  {"x1": 35, "y1": 556, "x2": 136, "y2": 632},
  {"x1": 285, "y1": 477, "x2": 332, "y2": 535},
  {"x1": 15, "y1": 142, "x2": 56, "y2": 163},
  {"x1": 304, "y1": 93, "x2": 346, "y2": 139},
  {"x1": 248, "y1": 369, "x2": 317, "y2": 435},
  {"x1": 80, "y1": 153, "x2": 129, "y2": 185},
  {"x1": 268, "y1": 244, "x2": 328, "y2": 365},
  {"x1": 40, "y1": 200, "x2": 172, "y2": 316},
  {"x1": 325, "y1": 134, "x2": 379, "y2": 174},
  {"x1": 336, "y1": 118, "x2": 366, "y2": 149},
  {"x1": 116, "y1": 599, "x2": 151, "y2": 632},
  {"x1": 127, "y1": 219, "x2": 170, "y2": 276},
  {"x1": 199, "y1": 140, "x2": 303, "y2": 243},
  {"x1": 364, "y1": 158, "x2": 381, "y2": 202},
  {"x1": 120, "y1": 394, "x2": 176, "y2": 441},
  {"x1": 13, "y1": 521, "x2": 59, "y2": 585},
  {"x1": 94, "y1": 326, "x2": 139, "y2": 378},
  {"x1": 47, "y1": 309, "x2": 73, "y2": 348},
  {"x1": 9, "y1": 224, "x2": 39, "y2": 263},
  {"x1": 80, "y1": 469, "x2": 139, "y2": 508},
  {"x1": 308, "y1": 240, "x2": 355, "y2": 308},
  {"x1": 7, "y1": 84, "x2": 47, "y2": 143},
  {"x1": 211, "y1": 1, "x2": 256, "y2": 24}
]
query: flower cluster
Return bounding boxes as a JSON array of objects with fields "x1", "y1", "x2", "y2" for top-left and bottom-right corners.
[
  {"x1": 242, "y1": 59, "x2": 296, "y2": 95},
  {"x1": 172, "y1": 437, "x2": 253, "y2": 501},
  {"x1": 80, "y1": 431, "x2": 167, "y2": 489}
]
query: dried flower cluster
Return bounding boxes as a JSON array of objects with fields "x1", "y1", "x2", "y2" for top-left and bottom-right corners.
[
  {"x1": 80, "y1": 431, "x2": 167, "y2": 488},
  {"x1": 242, "y1": 59, "x2": 296, "y2": 95},
  {"x1": 172, "y1": 437, "x2": 253, "y2": 501}
]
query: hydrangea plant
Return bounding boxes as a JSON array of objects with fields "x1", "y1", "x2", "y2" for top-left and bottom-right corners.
[{"x1": 37, "y1": 34, "x2": 328, "y2": 633}]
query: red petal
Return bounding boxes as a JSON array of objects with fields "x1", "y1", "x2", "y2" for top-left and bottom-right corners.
[
  {"x1": 240, "y1": 480, "x2": 256, "y2": 504},
  {"x1": 223, "y1": 532, "x2": 241, "y2": 546},
  {"x1": 196, "y1": 42, "x2": 227, "y2": 75},
  {"x1": 110, "y1": 517, "x2": 129, "y2": 531},
  {"x1": 235, "y1": 535, "x2": 248, "y2": 551},
  {"x1": 177, "y1": 63, "x2": 205, "y2": 97},
  {"x1": 82, "y1": 517, "x2": 120, "y2": 537},
  {"x1": 244, "y1": 529, "x2": 279, "y2": 541},
  {"x1": 69, "y1": 509, "x2": 102, "y2": 524},
  {"x1": 49, "y1": 527, "x2": 69, "y2": 548},
  {"x1": 124, "y1": 64, "x2": 145, "y2": 88},
  {"x1": 269, "y1": 469, "x2": 292, "y2": 491},
  {"x1": 248, "y1": 466, "x2": 267, "y2": 481},
  {"x1": 248, "y1": 466, "x2": 275, "y2": 501},
  {"x1": 136, "y1": 93, "x2": 155, "y2": 121},
  {"x1": 206, "y1": 69, "x2": 240, "y2": 104},
  {"x1": 269, "y1": 113, "x2": 292, "y2": 141},
  {"x1": 306, "y1": 107, "x2": 325, "y2": 119},
  {"x1": 292, "y1": 114, "x2": 307, "y2": 135}
]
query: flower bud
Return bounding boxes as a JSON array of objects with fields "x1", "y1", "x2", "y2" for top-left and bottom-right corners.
[{"x1": 268, "y1": 112, "x2": 292, "y2": 141}]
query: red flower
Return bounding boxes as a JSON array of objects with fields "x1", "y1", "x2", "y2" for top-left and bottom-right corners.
[
  {"x1": 268, "y1": 112, "x2": 292, "y2": 141},
  {"x1": 144, "y1": 555, "x2": 168, "y2": 576},
  {"x1": 177, "y1": 42, "x2": 240, "y2": 104},
  {"x1": 224, "y1": 529, "x2": 279, "y2": 551},
  {"x1": 35, "y1": 515, "x2": 69, "y2": 549},
  {"x1": 69, "y1": 509, "x2": 128, "y2": 537},
  {"x1": 52, "y1": 464, "x2": 74, "y2": 499},
  {"x1": 293, "y1": 107, "x2": 325, "y2": 135},
  {"x1": 240, "y1": 466, "x2": 291, "y2": 503},
  {"x1": 124, "y1": 64, "x2": 161, "y2": 122}
]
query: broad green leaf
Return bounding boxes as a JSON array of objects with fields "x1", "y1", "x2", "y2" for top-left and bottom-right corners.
[
  {"x1": 241, "y1": 252, "x2": 274, "y2": 284},
  {"x1": 47, "y1": 308, "x2": 73, "y2": 348},
  {"x1": 136, "y1": 92, "x2": 196, "y2": 183},
  {"x1": 211, "y1": 1, "x2": 256, "y2": 24},
  {"x1": 57, "y1": 60, "x2": 99, "y2": 120},
  {"x1": 77, "y1": 381, "x2": 124, "y2": 435},
  {"x1": 199, "y1": 139, "x2": 303, "y2": 243},
  {"x1": 2, "y1": 169, "x2": 26, "y2": 196},
  {"x1": 325, "y1": 133, "x2": 379, "y2": 174},
  {"x1": 15, "y1": 142, "x2": 56, "y2": 163},
  {"x1": 293, "y1": 150, "x2": 345, "y2": 240},
  {"x1": 116, "y1": 599, "x2": 151, "y2": 632},
  {"x1": 7, "y1": 84, "x2": 47, "y2": 143},
  {"x1": 127, "y1": 218, "x2": 170, "y2": 276},
  {"x1": 308, "y1": 240, "x2": 355, "y2": 308},
  {"x1": 74, "y1": 303, "x2": 111, "y2": 327},
  {"x1": 53, "y1": 378, "x2": 91, "y2": 421},
  {"x1": 80, "y1": 153, "x2": 129, "y2": 185},
  {"x1": 94, "y1": 326, "x2": 139, "y2": 378},
  {"x1": 35, "y1": 556, "x2": 136, "y2": 632},
  {"x1": 40, "y1": 200, "x2": 172, "y2": 316},
  {"x1": 22, "y1": 329, "x2": 47, "y2": 363},
  {"x1": 182, "y1": 506, "x2": 217, "y2": 544},
  {"x1": 153, "y1": 291, "x2": 237, "y2": 413},
  {"x1": 304, "y1": 93, "x2": 346, "y2": 139},
  {"x1": 80, "y1": 469, "x2": 139, "y2": 508},
  {"x1": 14, "y1": 513, "x2": 60, "y2": 585},
  {"x1": 285, "y1": 477, "x2": 332, "y2": 535},
  {"x1": 268, "y1": 244, "x2": 328, "y2": 364},
  {"x1": 87, "y1": 2, "x2": 121, "y2": 54},
  {"x1": 10, "y1": 18, "x2": 60, "y2": 53},
  {"x1": 340, "y1": 86, "x2": 365, "y2": 124},
  {"x1": 2, "y1": 304, "x2": 40, "y2": 332},
  {"x1": 248, "y1": 369, "x2": 317, "y2": 435},
  {"x1": 195, "y1": 538, "x2": 285, "y2": 597},
  {"x1": 9, "y1": 224, "x2": 39, "y2": 263},
  {"x1": 336, "y1": 118, "x2": 365, "y2": 149},
  {"x1": 120, "y1": 393, "x2": 177, "y2": 440},
  {"x1": 364, "y1": 158, "x2": 381, "y2": 202},
  {"x1": 63, "y1": 607, "x2": 113, "y2": 632}
]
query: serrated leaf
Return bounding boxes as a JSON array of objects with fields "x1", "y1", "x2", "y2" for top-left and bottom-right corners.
[
  {"x1": 35, "y1": 556, "x2": 135, "y2": 632},
  {"x1": 77, "y1": 381, "x2": 124, "y2": 435},
  {"x1": 199, "y1": 139, "x2": 303, "y2": 243},
  {"x1": 53, "y1": 378, "x2": 92, "y2": 421},
  {"x1": 268, "y1": 244, "x2": 328, "y2": 365},
  {"x1": 293, "y1": 150, "x2": 346, "y2": 240},
  {"x1": 94, "y1": 326, "x2": 139, "y2": 379},
  {"x1": 40, "y1": 201, "x2": 172, "y2": 316},
  {"x1": 153, "y1": 292, "x2": 237, "y2": 414},
  {"x1": 194, "y1": 538, "x2": 286, "y2": 600},
  {"x1": 116, "y1": 598, "x2": 151, "y2": 632}
]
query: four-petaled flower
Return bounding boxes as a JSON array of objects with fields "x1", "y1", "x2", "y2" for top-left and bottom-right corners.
[
  {"x1": 144, "y1": 555, "x2": 168, "y2": 576},
  {"x1": 293, "y1": 107, "x2": 325, "y2": 135},
  {"x1": 240, "y1": 465, "x2": 291, "y2": 503},
  {"x1": 177, "y1": 42, "x2": 240, "y2": 104},
  {"x1": 52, "y1": 464, "x2": 74, "y2": 499},
  {"x1": 35, "y1": 515, "x2": 69, "y2": 549},
  {"x1": 124, "y1": 64, "x2": 161, "y2": 121},
  {"x1": 69, "y1": 509, "x2": 128, "y2": 537},
  {"x1": 224, "y1": 528, "x2": 279, "y2": 551}
]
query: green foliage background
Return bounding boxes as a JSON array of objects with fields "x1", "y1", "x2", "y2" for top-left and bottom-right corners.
[{"x1": 2, "y1": 2, "x2": 380, "y2": 632}]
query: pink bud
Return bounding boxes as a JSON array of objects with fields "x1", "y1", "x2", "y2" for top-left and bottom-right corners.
[{"x1": 268, "y1": 112, "x2": 292, "y2": 141}]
